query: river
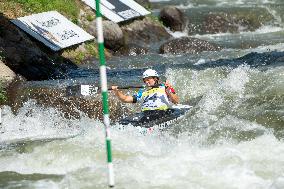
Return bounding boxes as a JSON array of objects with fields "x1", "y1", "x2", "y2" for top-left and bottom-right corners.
[{"x1": 0, "y1": 0, "x2": 284, "y2": 188}]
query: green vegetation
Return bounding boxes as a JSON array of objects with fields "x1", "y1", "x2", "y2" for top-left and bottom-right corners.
[
  {"x1": 0, "y1": 50, "x2": 4, "y2": 62},
  {"x1": 146, "y1": 14, "x2": 164, "y2": 26},
  {"x1": 0, "y1": 0, "x2": 24, "y2": 18},
  {"x1": 86, "y1": 14, "x2": 95, "y2": 22},
  {"x1": 0, "y1": 82, "x2": 7, "y2": 104},
  {"x1": 62, "y1": 42, "x2": 99, "y2": 64},
  {"x1": 9, "y1": 0, "x2": 80, "y2": 22}
]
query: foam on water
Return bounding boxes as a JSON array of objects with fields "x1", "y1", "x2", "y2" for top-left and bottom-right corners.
[
  {"x1": 0, "y1": 81, "x2": 283, "y2": 188},
  {"x1": 214, "y1": 0, "x2": 279, "y2": 6},
  {"x1": 193, "y1": 26, "x2": 284, "y2": 39},
  {"x1": 165, "y1": 27, "x2": 188, "y2": 38},
  {"x1": 0, "y1": 102, "x2": 81, "y2": 144},
  {"x1": 1, "y1": 3, "x2": 284, "y2": 186}
]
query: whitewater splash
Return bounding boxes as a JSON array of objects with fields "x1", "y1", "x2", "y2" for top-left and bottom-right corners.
[
  {"x1": 1, "y1": 52, "x2": 283, "y2": 189},
  {"x1": 0, "y1": 100, "x2": 83, "y2": 144},
  {"x1": 1, "y1": 0, "x2": 284, "y2": 188},
  {"x1": 0, "y1": 99, "x2": 283, "y2": 188}
]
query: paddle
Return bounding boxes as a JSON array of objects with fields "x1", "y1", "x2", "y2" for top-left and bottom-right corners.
[
  {"x1": 66, "y1": 84, "x2": 145, "y2": 96},
  {"x1": 66, "y1": 75, "x2": 168, "y2": 96}
]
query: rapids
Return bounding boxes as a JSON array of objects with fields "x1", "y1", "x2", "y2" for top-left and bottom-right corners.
[{"x1": 1, "y1": 0, "x2": 284, "y2": 188}]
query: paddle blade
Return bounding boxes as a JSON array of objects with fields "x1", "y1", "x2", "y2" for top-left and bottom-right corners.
[{"x1": 66, "y1": 85, "x2": 99, "y2": 96}]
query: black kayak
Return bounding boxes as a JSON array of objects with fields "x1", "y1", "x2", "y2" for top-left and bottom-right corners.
[{"x1": 118, "y1": 105, "x2": 192, "y2": 129}]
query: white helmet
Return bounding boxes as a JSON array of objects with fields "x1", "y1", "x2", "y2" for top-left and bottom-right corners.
[{"x1": 142, "y1": 69, "x2": 159, "y2": 79}]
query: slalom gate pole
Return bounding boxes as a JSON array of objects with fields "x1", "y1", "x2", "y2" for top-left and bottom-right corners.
[{"x1": 95, "y1": 0, "x2": 115, "y2": 187}]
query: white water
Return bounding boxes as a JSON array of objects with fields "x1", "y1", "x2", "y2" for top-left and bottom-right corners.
[
  {"x1": 1, "y1": 0, "x2": 284, "y2": 188},
  {"x1": 1, "y1": 105, "x2": 284, "y2": 188},
  {"x1": 1, "y1": 64, "x2": 284, "y2": 188}
]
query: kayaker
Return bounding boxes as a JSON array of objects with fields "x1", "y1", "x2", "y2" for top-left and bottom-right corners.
[{"x1": 111, "y1": 69, "x2": 179, "y2": 112}]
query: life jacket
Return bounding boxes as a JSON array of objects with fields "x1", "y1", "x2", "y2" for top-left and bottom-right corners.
[{"x1": 133, "y1": 84, "x2": 172, "y2": 111}]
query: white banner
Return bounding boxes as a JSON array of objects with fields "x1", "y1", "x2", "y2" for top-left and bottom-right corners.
[
  {"x1": 81, "y1": 0, "x2": 150, "y2": 23},
  {"x1": 12, "y1": 11, "x2": 94, "y2": 51}
]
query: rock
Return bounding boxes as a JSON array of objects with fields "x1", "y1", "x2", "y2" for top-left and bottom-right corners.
[
  {"x1": 93, "y1": 17, "x2": 173, "y2": 54},
  {"x1": 159, "y1": 6, "x2": 187, "y2": 32},
  {"x1": 11, "y1": 87, "x2": 132, "y2": 121},
  {"x1": 202, "y1": 13, "x2": 239, "y2": 34},
  {"x1": 0, "y1": 13, "x2": 77, "y2": 81},
  {"x1": 114, "y1": 44, "x2": 149, "y2": 56},
  {"x1": 0, "y1": 60, "x2": 17, "y2": 86},
  {"x1": 4, "y1": 46, "x2": 22, "y2": 63},
  {"x1": 121, "y1": 17, "x2": 171, "y2": 47},
  {"x1": 188, "y1": 8, "x2": 275, "y2": 35},
  {"x1": 88, "y1": 20, "x2": 124, "y2": 51},
  {"x1": 103, "y1": 21, "x2": 124, "y2": 51},
  {"x1": 159, "y1": 37, "x2": 222, "y2": 54}
]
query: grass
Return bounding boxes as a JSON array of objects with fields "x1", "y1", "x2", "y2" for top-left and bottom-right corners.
[
  {"x1": 5, "y1": 0, "x2": 80, "y2": 22},
  {"x1": 86, "y1": 14, "x2": 95, "y2": 22},
  {"x1": 0, "y1": 0, "x2": 26, "y2": 18}
]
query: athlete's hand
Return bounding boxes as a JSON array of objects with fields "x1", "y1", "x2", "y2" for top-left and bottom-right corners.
[
  {"x1": 111, "y1": 86, "x2": 118, "y2": 91},
  {"x1": 164, "y1": 80, "x2": 179, "y2": 104},
  {"x1": 164, "y1": 80, "x2": 176, "y2": 94},
  {"x1": 164, "y1": 80, "x2": 172, "y2": 88}
]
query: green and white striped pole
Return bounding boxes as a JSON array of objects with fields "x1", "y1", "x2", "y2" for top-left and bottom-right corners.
[{"x1": 95, "y1": 0, "x2": 115, "y2": 187}]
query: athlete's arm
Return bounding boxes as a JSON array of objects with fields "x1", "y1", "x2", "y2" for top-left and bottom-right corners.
[
  {"x1": 167, "y1": 91, "x2": 179, "y2": 104},
  {"x1": 165, "y1": 80, "x2": 179, "y2": 104},
  {"x1": 111, "y1": 86, "x2": 134, "y2": 103}
]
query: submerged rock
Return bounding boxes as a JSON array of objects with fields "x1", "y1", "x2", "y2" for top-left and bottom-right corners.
[
  {"x1": 7, "y1": 86, "x2": 135, "y2": 121},
  {"x1": 202, "y1": 13, "x2": 239, "y2": 34},
  {"x1": 159, "y1": 37, "x2": 222, "y2": 54},
  {"x1": 114, "y1": 44, "x2": 149, "y2": 56},
  {"x1": 187, "y1": 7, "x2": 276, "y2": 35}
]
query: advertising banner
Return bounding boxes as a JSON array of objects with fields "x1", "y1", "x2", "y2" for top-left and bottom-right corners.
[
  {"x1": 81, "y1": 0, "x2": 150, "y2": 23},
  {"x1": 12, "y1": 11, "x2": 94, "y2": 51}
]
